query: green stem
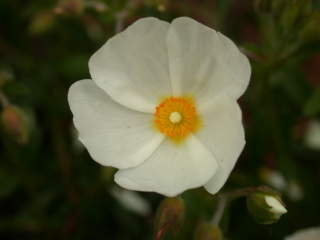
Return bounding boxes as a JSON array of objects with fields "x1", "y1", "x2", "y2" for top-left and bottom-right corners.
[
  {"x1": 211, "y1": 186, "x2": 277, "y2": 226},
  {"x1": 211, "y1": 195, "x2": 227, "y2": 226}
]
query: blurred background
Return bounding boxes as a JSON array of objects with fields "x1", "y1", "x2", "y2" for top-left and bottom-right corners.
[{"x1": 1, "y1": 0, "x2": 320, "y2": 239}]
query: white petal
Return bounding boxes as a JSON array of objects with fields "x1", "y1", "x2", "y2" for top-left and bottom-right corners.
[
  {"x1": 68, "y1": 80, "x2": 164, "y2": 169},
  {"x1": 166, "y1": 17, "x2": 251, "y2": 104},
  {"x1": 265, "y1": 196, "x2": 287, "y2": 214},
  {"x1": 114, "y1": 135, "x2": 218, "y2": 197},
  {"x1": 194, "y1": 95, "x2": 245, "y2": 195},
  {"x1": 89, "y1": 17, "x2": 171, "y2": 113}
]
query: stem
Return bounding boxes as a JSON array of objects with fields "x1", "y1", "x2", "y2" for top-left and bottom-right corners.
[
  {"x1": 211, "y1": 186, "x2": 276, "y2": 226},
  {"x1": 219, "y1": 187, "x2": 257, "y2": 200},
  {"x1": 211, "y1": 195, "x2": 227, "y2": 226},
  {"x1": 51, "y1": 118, "x2": 78, "y2": 204}
]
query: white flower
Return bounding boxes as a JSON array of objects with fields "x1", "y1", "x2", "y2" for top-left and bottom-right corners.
[
  {"x1": 68, "y1": 17, "x2": 251, "y2": 197},
  {"x1": 285, "y1": 227, "x2": 320, "y2": 240}
]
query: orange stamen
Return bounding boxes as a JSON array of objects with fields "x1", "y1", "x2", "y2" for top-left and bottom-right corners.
[{"x1": 154, "y1": 97, "x2": 200, "y2": 142}]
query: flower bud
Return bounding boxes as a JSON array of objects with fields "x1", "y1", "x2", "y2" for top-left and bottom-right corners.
[
  {"x1": 154, "y1": 197, "x2": 185, "y2": 240},
  {"x1": 246, "y1": 191, "x2": 287, "y2": 224},
  {"x1": 1, "y1": 105, "x2": 30, "y2": 144},
  {"x1": 194, "y1": 223, "x2": 223, "y2": 240}
]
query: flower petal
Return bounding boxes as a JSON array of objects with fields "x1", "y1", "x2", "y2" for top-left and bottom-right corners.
[
  {"x1": 194, "y1": 95, "x2": 245, "y2": 195},
  {"x1": 166, "y1": 17, "x2": 251, "y2": 104},
  {"x1": 68, "y1": 80, "x2": 164, "y2": 169},
  {"x1": 89, "y1": 17, "x2": 171, "y2": 113},
  {"x1": 114, "y1": 135, "x2": 218, "y2": 197}
]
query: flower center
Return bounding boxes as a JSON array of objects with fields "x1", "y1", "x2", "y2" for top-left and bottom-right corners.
[
  {"x1": 169, "y1": 111, "x2": 182, "y2": 123},
  {"x1": 154, "y1": 97, "x2": 200, "y2": 142}
]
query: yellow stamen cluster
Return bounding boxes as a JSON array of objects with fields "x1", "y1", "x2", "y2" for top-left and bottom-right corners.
[{"x1": 154, "y1": 97, "x2": 200, "y2": 142}]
